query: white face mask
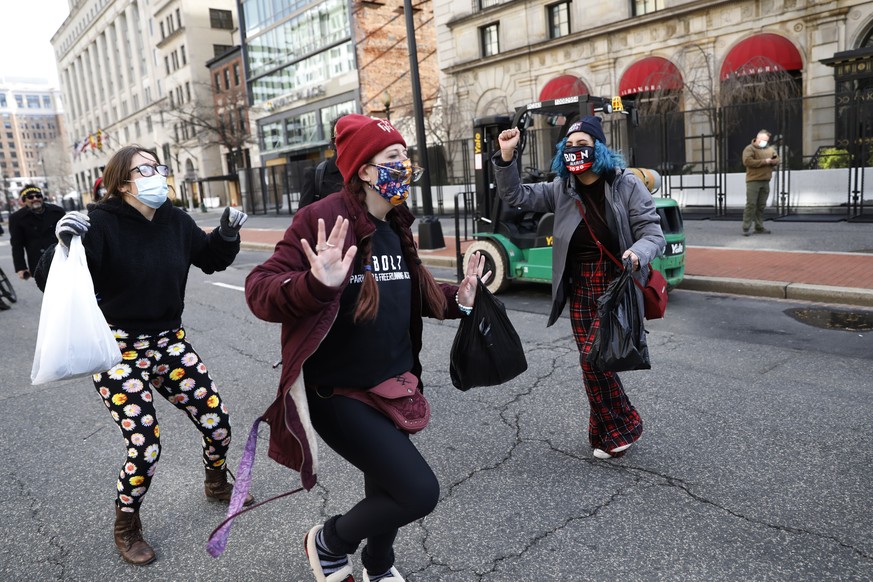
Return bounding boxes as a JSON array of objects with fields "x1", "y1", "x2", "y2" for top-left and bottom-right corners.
[
  {"x1": 133, "y1": 174, "x2": 169, "y2": 208},
  {"x1": 757, "y1": 140, "x2": 768, "y2": 148}
]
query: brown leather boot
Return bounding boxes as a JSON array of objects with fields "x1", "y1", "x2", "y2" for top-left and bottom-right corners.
[
  {"x1": 204, "y1": 467, "x2": 255, "y2": 506},
  {"x1": 113, "y1": 506, "x2": 156, "y2": 565}
]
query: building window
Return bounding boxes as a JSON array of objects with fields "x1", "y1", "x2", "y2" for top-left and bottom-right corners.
[
  {"x1": 209, "y1": 8, "x2": 233, "y2": 30},
  {"x1": 479, "y1": 0, "x2": 501, "y2": 8},
  {"x1": 215, "y1": 73, "x2": 222, "y2": 92},
  {"x1": 233, "y1": 63, "x2": 241, "y2": 85},
  {"x1": 213, "y1": 44, "x2": 233, "y2": 58},
  {"x1": 42, "y1": 95, "x2": 52, "y2": 108},
  {"x1": 633, "y1": 0, "x2": 664, "y2": 16},
  {"x1": 224, "y1": 69, "x2": 231, "y2": 90},
  {"x1": 480, "y1": 23, "x2": 499, "y2": 57},
  {"x1": 548, "y1": 2, "x2": 570, "y2": 39},
  {"x1": 0, "y1": 95, "x2": 5, "y2": 107},
  {"x1": 181, "y1": 45, "x2": 187, "y2": 66}
]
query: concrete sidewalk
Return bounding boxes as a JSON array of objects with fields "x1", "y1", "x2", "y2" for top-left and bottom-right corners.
[{"x1": 191, "y1": 209, "x2": 873, "y2": 308}]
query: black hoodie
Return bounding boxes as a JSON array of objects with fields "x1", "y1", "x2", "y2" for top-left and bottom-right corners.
[{"x1": 36, "y1": 197, "x2": 239, "y2": 334}]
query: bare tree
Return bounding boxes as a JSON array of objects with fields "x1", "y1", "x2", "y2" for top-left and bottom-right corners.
[
  {"x1": 40, "y1": 138, "x2": 77, "y2": 198},
  {"x1": 633, "y1": 44, "x2": 800, "y2": 127},
  {"x1": 158, "y1": 82, "x2": 253, "y2": 179},
  {"x1": 421, "y1": 83, "x2": 472, "y2": 184}
]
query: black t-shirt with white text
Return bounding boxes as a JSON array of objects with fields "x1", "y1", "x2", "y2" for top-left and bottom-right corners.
[{"x1": 304, "y1": 217, "x2": 412, "y2": 389}]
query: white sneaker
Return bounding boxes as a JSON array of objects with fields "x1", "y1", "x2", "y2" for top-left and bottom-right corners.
[
  {"x1": 363, "y1": 566, "x2": 405, "y2": 582},
  {"x1": 304, "y1": 524, "x2": 354, "y2": 582},
  {"x1": 593, "y1": 440, "x2": 637, "y2": 459}
]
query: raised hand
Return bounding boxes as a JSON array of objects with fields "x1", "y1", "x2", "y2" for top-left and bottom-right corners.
[
  {"x1": 497, "y1": 128, "x2": 521, "y2": 161},
  {"x1": 301, "y1": 216, "x2": 358, "y2": 288},
  {"x1": 457, "y1": 251, "x2": 492, "y2": 308}
]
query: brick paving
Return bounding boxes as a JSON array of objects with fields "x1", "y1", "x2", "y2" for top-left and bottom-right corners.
[{"x1": 239, "y1": 229, "x2": 873, "y2": 292}]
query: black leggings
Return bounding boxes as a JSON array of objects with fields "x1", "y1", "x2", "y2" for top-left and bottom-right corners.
[{"x1": 307, "y1": 390, "x2": 439, "y2": 573}]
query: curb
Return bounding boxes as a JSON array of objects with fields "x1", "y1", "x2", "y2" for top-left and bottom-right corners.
[
  {"x1": 680, "y1": 275, "x2": 873, "y2": 308},
  {"x1": 242, "y1": 241, "x2": 873, "y2": 309},
  {"x1": 241, "y1": 241, "x2": 277, "y2": 251}
]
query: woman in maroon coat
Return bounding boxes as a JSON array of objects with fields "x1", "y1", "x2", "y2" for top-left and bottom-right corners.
[{"x1": 245, "y1": 114, "x2": 486, "y2": 582}]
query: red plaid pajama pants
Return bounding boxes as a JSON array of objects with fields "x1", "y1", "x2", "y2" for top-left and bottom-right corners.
[{"x1": 569, "y1": 261, "x2": 643, "y2": 454}]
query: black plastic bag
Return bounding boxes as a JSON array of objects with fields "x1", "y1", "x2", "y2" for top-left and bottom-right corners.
[
  {"x1": 586, "y1": 261, "x2": 651, "y2": 372},
  {"x1": 450, "y1": 278, "x2": 528, "y2": 390}
]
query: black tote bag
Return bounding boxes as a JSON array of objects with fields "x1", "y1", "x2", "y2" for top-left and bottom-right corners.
[
  {"x1": 449, "y1": 279, "x2": 528, "y2": 391},
  {"x1": 586, "y1": 261, "x2": 651, "y2": 372}
]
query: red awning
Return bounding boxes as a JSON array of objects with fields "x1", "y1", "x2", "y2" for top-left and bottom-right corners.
[
  {"x1": 619, "y1": 57, "x2": 683, "y2": 96},
  {"x1": 539, "y1": 75, "x2": 589, "y2": 101},
  {"x1": 720, "y1": 33, "x2": 803, "y2": 80}
]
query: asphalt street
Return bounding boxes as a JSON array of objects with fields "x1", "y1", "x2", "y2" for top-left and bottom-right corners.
[{"x1": 1, "y1": 242, "x2": 872, "y2": 581}]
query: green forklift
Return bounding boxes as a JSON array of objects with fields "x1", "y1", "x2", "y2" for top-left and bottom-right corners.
[{"x1": 461, "y1": 94, "x2": 686, "y2": 294}]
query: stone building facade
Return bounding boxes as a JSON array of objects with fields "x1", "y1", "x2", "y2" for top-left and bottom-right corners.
[
  {"x1": 52, "y1": 0, "x2": 239, "y2": 205},
  {"x1": 435, "y1": 0, "x2": 873, "y2": 174},
  {"x1": 0, "y1": 80, "x2": 68, "y2": 200}
]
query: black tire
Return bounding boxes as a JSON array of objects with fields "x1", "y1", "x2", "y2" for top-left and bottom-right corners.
[
  {"x1": 464, "y1": 239, "x2": 509, "y2": 294},
  {"x1": 0, "y1": 268, "x2": 17, "y2": 303}
]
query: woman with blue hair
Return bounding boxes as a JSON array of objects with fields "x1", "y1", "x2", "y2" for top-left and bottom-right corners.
[{"x1": 493, "y1": 116, "x2": 665, "y2": 459}]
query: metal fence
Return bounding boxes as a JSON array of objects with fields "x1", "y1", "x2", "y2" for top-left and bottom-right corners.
[{"x1": 241, "y1": 92, "x2": 872, "y2": 220}]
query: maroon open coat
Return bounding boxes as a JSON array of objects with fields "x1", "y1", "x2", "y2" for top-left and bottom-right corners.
[{"x1": 245, "y1": 188, "x2": 463, "y2": 489}]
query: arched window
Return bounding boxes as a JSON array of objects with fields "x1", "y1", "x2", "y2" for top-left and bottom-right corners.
[
  {"x1": 720, "y1": 34, "x2": 803, "y2": 171},
  {"x1": 619, "y1": 57, "x2": 686, "y2": 173}
]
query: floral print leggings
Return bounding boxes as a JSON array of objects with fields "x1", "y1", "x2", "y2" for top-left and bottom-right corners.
[{"x1": 92, "y1": 327, "x2": 232, "y2": 512}]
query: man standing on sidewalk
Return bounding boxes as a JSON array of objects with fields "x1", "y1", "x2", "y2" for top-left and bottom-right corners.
[{"x1": 741, "y1": 129, "x2": 778, "y2": 236}]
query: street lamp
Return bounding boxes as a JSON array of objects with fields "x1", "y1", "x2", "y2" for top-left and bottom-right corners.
[{"x1": 382, "y1": 91, "x2": 392, "y2": 122}]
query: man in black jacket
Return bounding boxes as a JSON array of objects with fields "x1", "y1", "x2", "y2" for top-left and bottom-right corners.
[
  {"x1": 9, "y1": 184, "x2": 65, "y2": 280},
  {"x1": 298, "y1": 116, "x2": 345, "y2": 209}
]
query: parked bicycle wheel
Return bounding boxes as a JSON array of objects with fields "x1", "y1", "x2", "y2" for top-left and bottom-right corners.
[{"x1": 0, "y1": 268, "x2": 17, "y2": 303}]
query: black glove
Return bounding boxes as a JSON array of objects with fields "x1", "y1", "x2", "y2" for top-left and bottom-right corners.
[
  {"x1": 218, "y1": 207, "x2": 248, "y2": 241},
  {"x1": 55, "y1": 211, "x2": 90, "y2": 251}
]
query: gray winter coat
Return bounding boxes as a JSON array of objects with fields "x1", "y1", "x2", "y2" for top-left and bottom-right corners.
[{"x1": 492, "y1": 151, "x2": 665, "y2": 326}]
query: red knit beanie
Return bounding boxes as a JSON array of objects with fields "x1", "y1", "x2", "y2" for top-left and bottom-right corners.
[{"x1": 334, "y1": 114, "x2": 407, "y2": 182}]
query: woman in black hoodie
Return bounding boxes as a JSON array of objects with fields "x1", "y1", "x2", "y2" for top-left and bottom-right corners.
[{"x1": 36, "y1": 145, "x2": 253, "y2": 565}]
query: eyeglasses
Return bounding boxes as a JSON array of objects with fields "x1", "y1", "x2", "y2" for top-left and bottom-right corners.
[
  {"x1": 368, "y1": 162, "x2": 424, "y2": 184},
  {"x1": 130, "y1": 164, "x2": 170, "y2": 178},
  {"x1": 24, "y1": 193, "x2": 43, "y2": 200}
]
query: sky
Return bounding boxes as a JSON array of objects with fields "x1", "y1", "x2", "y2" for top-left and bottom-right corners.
[{"x1": 0, "y1": 0, "x2": 71, "y2": 87}]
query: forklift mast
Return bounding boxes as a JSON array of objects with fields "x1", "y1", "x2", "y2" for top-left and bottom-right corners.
[{"x1": 472, "y1": 115, "x2": 512, "y2": 234}]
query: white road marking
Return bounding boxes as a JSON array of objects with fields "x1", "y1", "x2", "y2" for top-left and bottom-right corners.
[{"x1": 210, "y1": 282, "x2": 245, "y2": 292}]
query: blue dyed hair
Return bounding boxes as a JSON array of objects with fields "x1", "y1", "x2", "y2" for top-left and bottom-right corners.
[{"x1": 550, "y1": 136, "x2": 626, "y2": 180}]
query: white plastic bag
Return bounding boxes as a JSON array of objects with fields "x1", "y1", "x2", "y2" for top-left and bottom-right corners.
[{"x1": 31, "y1": 236, "x2": 122, "y2": 384}]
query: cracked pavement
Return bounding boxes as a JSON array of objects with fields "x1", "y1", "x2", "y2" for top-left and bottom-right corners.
[{"x1": 1, "y1": 250, "x2": 872, "y2": 581}]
